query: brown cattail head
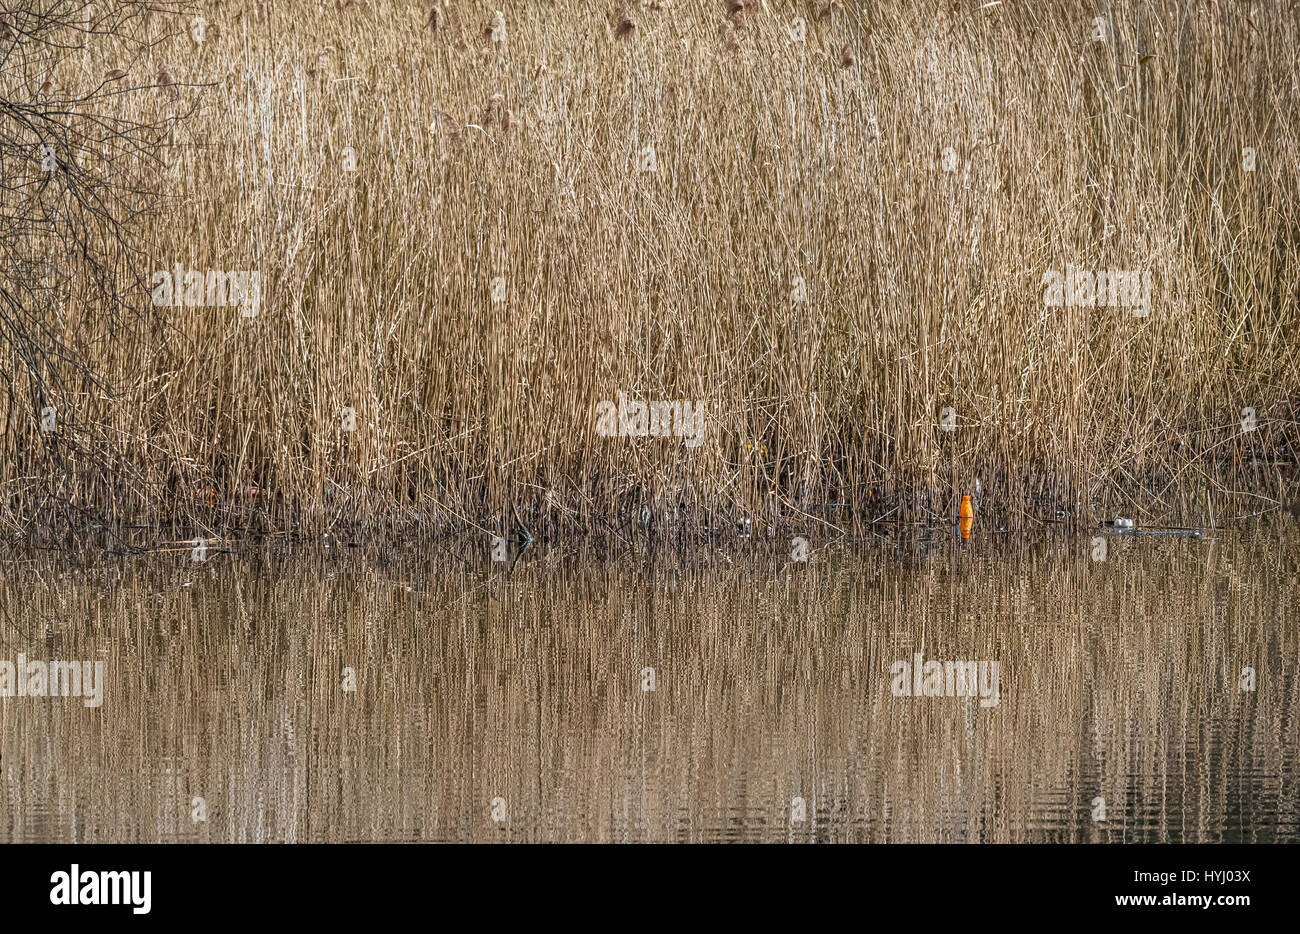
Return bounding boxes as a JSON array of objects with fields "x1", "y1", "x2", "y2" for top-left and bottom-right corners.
[
  {"x1": 819, "y1": 0, "x2": 843, "y2": 20},
  {"x1": 726, "y1": 0, "x2": 748, "y2": 21},
  {"x1": 426, "y1": 5, "x2": 440, "y2": 30},
  {"x1": 840, "y1": 44, "x2": 855, "y2": 68},
  {"x1": 157, "y1": 68, "x2": 175, "y2": 86},
  {"x1": 435, "y1": 108, "x2": 464, "y2": 138},
  {"x1": 616, "y1": 15, "x2": 635, "y2": 38},
  {"x1": 483, "y1": 94, "x2": 517, "y2": 131},
  {"x1": 719, "y1": 21, "x2": 740, "y2": 53}
]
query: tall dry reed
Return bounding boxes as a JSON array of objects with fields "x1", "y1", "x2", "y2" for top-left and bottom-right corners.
[{"x1": 2, "y1": 0, "x2": 1297, "y2": 536}]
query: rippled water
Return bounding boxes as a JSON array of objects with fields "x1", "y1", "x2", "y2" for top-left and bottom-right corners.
[{"x1": 0, "y1": 520, "x2": 1296, "y2": 843}]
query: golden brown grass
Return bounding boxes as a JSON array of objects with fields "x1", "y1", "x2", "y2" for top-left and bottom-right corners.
[{"x1": 2, "y1": 0, "x2": 1298, "y2": 536}]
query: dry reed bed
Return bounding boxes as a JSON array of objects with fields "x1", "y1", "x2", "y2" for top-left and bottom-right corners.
[{"x1": 3, "y1": 0, "x2": 1298, "y2": 535}]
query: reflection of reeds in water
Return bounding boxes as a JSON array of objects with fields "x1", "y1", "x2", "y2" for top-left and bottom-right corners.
[{"x1": 0, "y1": 525, "x2": 1296, "y2": 842}]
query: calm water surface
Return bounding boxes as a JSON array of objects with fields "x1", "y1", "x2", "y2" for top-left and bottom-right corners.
[{"x1": 1, "y1": 522, "x2": 1296, "y2": 842}]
